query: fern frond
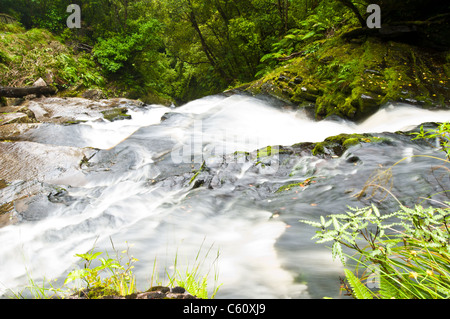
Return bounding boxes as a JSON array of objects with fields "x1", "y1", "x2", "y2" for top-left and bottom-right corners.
[
  {"x1": 344, "y1": 269, "x2": 373, "y2": 299},
  {"x1": 379, "y1": 275, "x2": 400, "y2": 299}
]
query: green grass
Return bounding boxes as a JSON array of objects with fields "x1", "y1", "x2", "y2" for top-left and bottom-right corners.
[
  {"x1": 0, "y1": 22, "x2": 104, "y2": 90},
  {"x1": 5, "y1": 238, "x2": 222, "y2": 299},
  {"x1": 164, "y1": 240, "x2": 222, "y2": 299}
]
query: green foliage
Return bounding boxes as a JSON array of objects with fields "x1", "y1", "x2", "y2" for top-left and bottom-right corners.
[
  {"x1": 93, "y1": 19, "x2": 162, "y2": 74},
  {"x1": 165, "y1": 241, "x2": 222, "y2": 299},
  {"x1": 343, "y1": 269, "x2": 373, "y2": 299},
  {"x1": 301, "y1": 122, "x2": 450, "y2": 299},
  {"x1": 55, "y1": 52, "x2": 105, "y2": 88},
  {"x1": 411, "y1": 123, "x2": 450, "y2": 160},
  {"x1": 33, "y1": 5, "x2": 66, "y2": 33},
  {"x1": 65, "y1": 242, "x2": 138, "y2": 298},
  {"x1": 301, "y1": 204, "x2": 450, "y2": 299},
  {"x1": 7, "y1": 239, "x2": 221, "y2": 299}
]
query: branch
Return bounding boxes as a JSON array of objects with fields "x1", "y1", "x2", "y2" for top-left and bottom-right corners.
[{"x1": 0, "y1": 85, "x2": 56, "y2": 98}]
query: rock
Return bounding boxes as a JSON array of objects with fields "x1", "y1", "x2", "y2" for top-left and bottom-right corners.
[
  {"x1": 101, "y1": 107, "x2": 132, "y2": 122},
  {"x1": 0, "y1": 141, "x2": 95, "y2": 185},
  {"x1": 82, "y1": 89, "x2": 106, "y2": 100},
  {"x1": 67, "y1": 286, "x2": 200, "y2": 299},
  {"x1": 171, "y1": 286, "x2": 186, "y2": 294},
  {"x1": 33, "y1": 78, "x2": 47, "y2": 87},
  {"x1": 278, "y1": 75, "x2": 290, "y2": 82},
  {"x1": 293, "y1": 77, "x2": 303, "y2": 84}
]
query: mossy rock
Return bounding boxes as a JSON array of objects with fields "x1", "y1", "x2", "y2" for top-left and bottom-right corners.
[
  {"x1": 276, "y1": 177, "x2": 316, "y2": 193},
  {"x1": 311, "y1": 133, "x2": 384, "y2": 157},
  {"x1": 243, "y1": 36, "x2": 450, "y2": 122},
  {"x1": 101, "y1": 107, "x2": 131, "y2": 122}
]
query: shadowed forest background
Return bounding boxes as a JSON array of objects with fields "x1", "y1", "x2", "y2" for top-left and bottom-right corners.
[{"x1": 1, "y1": 0, "x2": 448, "y2": 106}]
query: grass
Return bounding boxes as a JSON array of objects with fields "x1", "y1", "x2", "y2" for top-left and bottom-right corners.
[
  {"x1": 164, "y1": 239, "x2": 222, "y2": 299},
  {"x1": 4, "y1": 237, "x2": 222, "y2": 299},
  {"x1": 0, "y1": 21, "x2": 104, "y2": 90}
]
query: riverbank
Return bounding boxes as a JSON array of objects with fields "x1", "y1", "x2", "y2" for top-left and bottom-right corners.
[
  {"x1": 0, "y1": 22, "x2": 173, "y2": 108},
  {"x1": 236, "y1": 28, "x2": 450, "y2": 121}
]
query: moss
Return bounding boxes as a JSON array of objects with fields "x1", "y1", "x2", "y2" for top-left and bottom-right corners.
[
  {"x1": 243, "y1": 35, "x2": 450, "y2": 121},
  {"x1": 101, "y1": 107, "x2": 131, "y2": 122},
  {"x1": 85, "y1": 287, "x2": 120, "y2": 299},
  {"x1": 63, "y1": 120, "x2": 88, "y2": 125},
  {"x1": 312, "y1": 133, "x2": 384, "y2": 156},
  {"x1": 257, "y1": 146, "x2": 277, "y2": 158},
  {"x1": 342, "y1": 137, "x2": 361, "y2": 149}
]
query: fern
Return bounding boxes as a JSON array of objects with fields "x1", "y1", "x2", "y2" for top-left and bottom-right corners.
[
  {"x1": 344, "y1": 269, "x2": 373, "y2": 299},
  {"x1": 379, "y1": 275, "x2": 403, "y2": 299}
]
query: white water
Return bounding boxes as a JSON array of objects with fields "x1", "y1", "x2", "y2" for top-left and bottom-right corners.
[
  {"x1": 73, "y1": 95, "x2": 450, "y2": 151},
  {"x1": 1, "y1": 94, "x2": 450, "y2": 298}
]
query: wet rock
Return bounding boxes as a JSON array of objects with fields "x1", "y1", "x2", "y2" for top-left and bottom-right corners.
[
  {"x1": 0, "y1": 141, "x2": 95, "y2": 185},
  {"x1": 82, "y1": 89, "x2": 106, "y2": 100},
  {"x1": 24, "y1": 97, "x2": 142, "y2": 125},
  {"x1": 293, "y1": 76, "x2": 303, "y2": 84},
  {"x1": 0, "y1": 180, "x2": 66, "y2": 226},
  {"x1": 101, "y1": 107, "x2": 131, "y2": 122},
  {"x1": 278, "y1": 75, "x2": 290, "y2": 82},
  {"x1": 67, "y1": 286, "x2": 200, "y2": 299}
]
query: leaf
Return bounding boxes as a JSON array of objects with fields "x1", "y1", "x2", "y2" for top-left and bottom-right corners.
[
  {"x1": 300, "y1": 30, "x2": 316, "y2": 41},
  {"x1": 75, "y1": 251, "x2": 102, "y2": 261},
  {"x1": 64, "y1": 269, "x2": 89, "y2": 285},
  {"x1": 298, "y1": 219, "x2": 322, "y2": 228},
  {"x1": 379, "y1": 276, "x2": 397, "y2": 299},
  {"x1": 344, "y1": 269, "x2": 373, "y2": 299},
  {"x1": 332, "y1": 241, "x2": 345, "y2": 265}
]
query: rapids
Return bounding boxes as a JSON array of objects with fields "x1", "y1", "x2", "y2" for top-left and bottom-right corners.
[{"x1": 1, "y1": 94, "x2": 450, "y2": 298}]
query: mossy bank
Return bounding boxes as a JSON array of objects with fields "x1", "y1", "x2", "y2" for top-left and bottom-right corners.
[
  {"x1": 0, "y1": 22, "x2": 173, "y2": 106},
  {"x1": 241, "y1": 34, "x2": 450, "y2": 121}
]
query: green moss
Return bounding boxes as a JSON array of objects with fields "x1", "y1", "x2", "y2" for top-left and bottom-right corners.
[
  {"x1": 257, "y1": 146, "x2": 277, "y2": 158},
  {"x1": 312, "y1": 133, "x2": 384, "y2": 156},
  {"x1": 244, "y1": 35, "x2": 450, "y2": 121},
  {"x1": 101, "y1": 107, "x2": 131, "y2": 122},
  {"x1": 342, "y1": 137, "x2": 361, "y2": 149}
]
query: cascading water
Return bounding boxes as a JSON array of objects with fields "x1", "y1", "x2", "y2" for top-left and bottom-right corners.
[{"x1": 1, "y1": 94, "x2": 450, "y2": 299}]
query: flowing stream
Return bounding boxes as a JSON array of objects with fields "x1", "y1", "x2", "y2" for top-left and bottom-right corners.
[{"x1": 1, "y1": 94, "x2": 450, "y2": 299}]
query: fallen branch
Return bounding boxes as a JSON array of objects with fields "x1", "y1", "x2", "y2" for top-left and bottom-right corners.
[
  {"x1": 0, "y1": 85, "x2": 56, "y2": 98},
  {"x1": 277, "y1": 51, "x2": 305, "y2": 61}
]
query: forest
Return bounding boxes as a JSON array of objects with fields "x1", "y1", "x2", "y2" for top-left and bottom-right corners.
[{"x1": 1, "y1": 0, "x2": 448, "y2": 105}]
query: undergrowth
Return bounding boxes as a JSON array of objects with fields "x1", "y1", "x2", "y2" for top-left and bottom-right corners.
[
  {"x1": 5, "y1": 238, "x2": 221, "y2": 299},
  {"x1": 300, "y1": 122, "x2": 450, "y2": 299}
]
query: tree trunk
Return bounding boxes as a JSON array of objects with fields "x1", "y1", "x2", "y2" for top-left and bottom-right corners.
[
  {"x1": 0, "y1": 86, "x2": 56, "y2": 98},
  {"x1": 337, "y1": 0, "x2": 366, "y2": 28},
  {"x1": 186, "y1": 0, "x2": 229, "y2": 80}
]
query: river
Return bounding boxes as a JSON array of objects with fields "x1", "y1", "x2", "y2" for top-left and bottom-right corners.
[{"x1": 1, "y1": 94, "x2": 450, "y2": 299}]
